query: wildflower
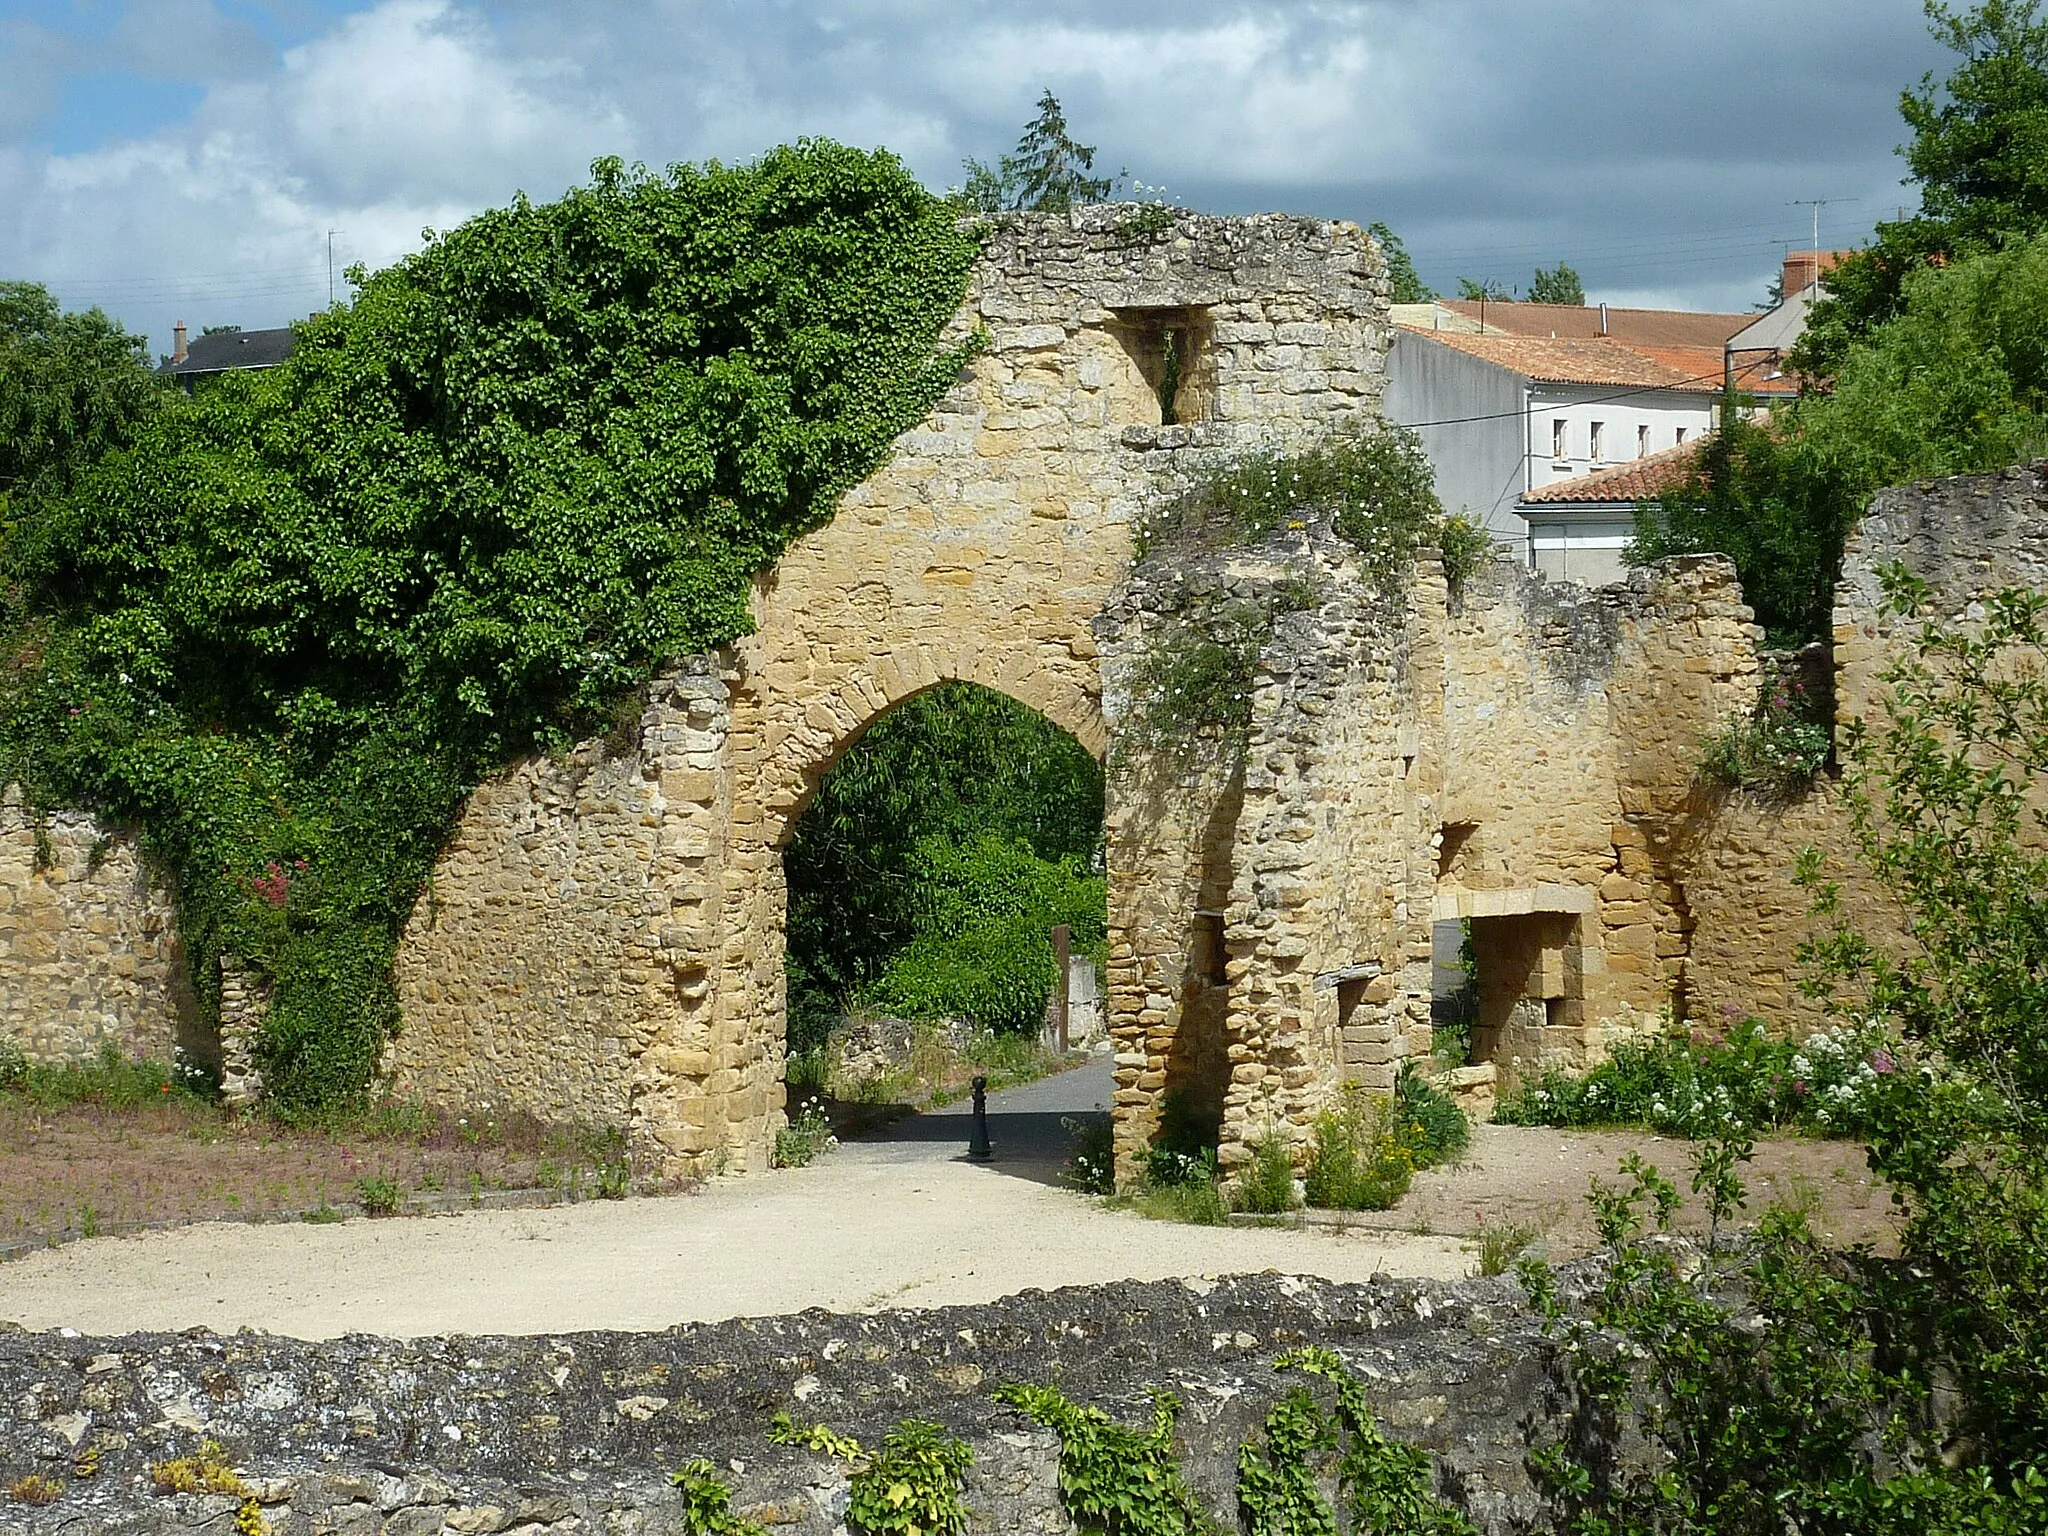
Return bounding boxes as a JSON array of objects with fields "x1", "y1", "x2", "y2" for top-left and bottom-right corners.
[{"x1": 1870, "y1": 1049, "x2": 1896, "y2": 1075}]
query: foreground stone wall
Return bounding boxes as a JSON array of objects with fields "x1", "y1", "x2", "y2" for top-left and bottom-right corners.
[
  {"x1": 0, "y1": 791, "x2": 195, "y2": 1068},
  {"x1": 0, "y1": 1273, "x2": 1570, "y2": 1536}
]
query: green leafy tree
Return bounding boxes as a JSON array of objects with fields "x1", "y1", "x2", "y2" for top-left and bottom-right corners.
[
  {"x1": 1797, "y1": 0, "x2": 2048, "y2": 374},
  {"x1": 0, "y1": 283, "x2": 164, "y2": 515},
  {"x1": 957, "y1": 91, "x2": 1118, "y2": 213},
  {"x1": 1527, "y1": 261, "x2": 1585, "y2": 305},
  {"x1": 783, "y1": 681, "x2": 1102, "y2": 1046},
  {"x1": 1, "y1": 145, "x2": 982, "y2": 1110},
  {"x1": 1368, "y1": 222, "x2": 1434, "y2": 303}
]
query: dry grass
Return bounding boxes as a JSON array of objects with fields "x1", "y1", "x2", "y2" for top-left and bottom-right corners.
[{"x1": 0, "y1": 1082, "x2": 662, "y2": 1253}]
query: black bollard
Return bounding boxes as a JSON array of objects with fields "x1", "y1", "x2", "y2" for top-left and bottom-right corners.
[{"x1": 967, "y1": 1074, "x2": 993, "y2": 1161}]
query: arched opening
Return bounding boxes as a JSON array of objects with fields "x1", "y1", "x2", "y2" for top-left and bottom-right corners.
[{"x1": 777, "y1": 680, "x2": 1108, "y2": 1160}]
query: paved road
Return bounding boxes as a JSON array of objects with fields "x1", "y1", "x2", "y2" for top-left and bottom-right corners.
[
  {"x1": 0, "y1": 1058, "x2": 1473, "y2": 1339},
  {"x1": 849, "y1": 1055, "x2": 1113, "y2": 1176}
]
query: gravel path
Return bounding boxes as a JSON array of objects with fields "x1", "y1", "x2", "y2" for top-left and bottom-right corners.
[{"x1": 0, "y1": 1064, "x2": 1467, "y2": 1339}]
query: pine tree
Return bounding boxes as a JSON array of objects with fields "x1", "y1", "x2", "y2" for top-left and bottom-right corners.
[
  {"x1": 1369, "y1": 222, "x2": 1435, "y2": 303},
  {"x1": 953, "y1": 91, "x2": 1117, "y2": 212}
]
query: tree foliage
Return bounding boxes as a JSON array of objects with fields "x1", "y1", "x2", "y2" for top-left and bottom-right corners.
[
  {"x1": 1527, "y1": 262, "x2": 1585, "y2": 305},
  {"x1": 0, "y1": 144, "x2": 982, "y2": 1109},
  {"x1": 1454, "y1": 276, "x2": 1513, "y2": 302},
  {"x1": 783, "y1": 681, "x2": 1102, "y2": 1046},
  {"x1": 1368, "y1": 222, "x2": 1434, "y2": 304},
  {"x1": 957, "y1": 90, "x2": 1118, "y2": 213},
  {"x1": 1797, "y1": 0, "x2": 2048, "y2": 373},
  {"x1": 1632, "y1": 234, "x2": 2048, "y2": 641},
  {"x1": 0, "y1": 283, "x2": 164, "y2": 514}
]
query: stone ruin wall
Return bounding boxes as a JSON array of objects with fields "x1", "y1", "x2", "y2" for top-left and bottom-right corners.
[
  {"x1": 389, "y1": 207, "x2": 1396, "y2": 1174},
  {"x1": 1676, "y1": 463, "x2": 2048, "y2": 1033},
  {"x1": 0, "y1": 791, "x2": 196, "y2": 1069},
  {"x1": 6, "y1": 190, "x2": 2044, "y2": 1182}
]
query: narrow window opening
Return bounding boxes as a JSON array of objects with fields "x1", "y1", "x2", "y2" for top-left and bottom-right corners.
[
  {"x1": 1108, "y1": 306, "x2": 1215, "y2": 428},
  {"x1": 1190, "y1": 911, "x2": 1228, "y2": 986},
  {"x1": 1552, "y1": 418, "x2": 1568, "y2": 460},
  {"x1": 1589, "y1": 420, "x2": 1605, "y2": 461},
  {"x1": 1637, "y1": 423, "x2": 1649, "y2": 457}
]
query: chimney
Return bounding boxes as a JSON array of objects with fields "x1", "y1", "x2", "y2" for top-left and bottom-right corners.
[
  {"x1": 1782, "y1": 250, "x2": 1832, "y2": 298},
  {"x1": 1598, "y1": 302, "x2": 1608, "y2": 336},
  {"x1": 172, "y1": 321, "x2": 188, "y2": 363}
]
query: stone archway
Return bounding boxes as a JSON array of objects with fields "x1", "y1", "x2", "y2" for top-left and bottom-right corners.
[{"x1": 383, "y1": 208, "x2": 1393, "y2": 1174}]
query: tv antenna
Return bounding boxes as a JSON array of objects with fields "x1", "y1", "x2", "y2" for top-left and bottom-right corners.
[
  {"x1": 327, "y1": 230, "x2": 342, "y2": 307},
  {"x1": 1789, "y1": 198, "x2": 1856, "y2": 252}
]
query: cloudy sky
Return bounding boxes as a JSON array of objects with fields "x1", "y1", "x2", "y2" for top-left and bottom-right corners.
[{"x1": 3, "y1": 0, "x2": 1947, "y2": 359}]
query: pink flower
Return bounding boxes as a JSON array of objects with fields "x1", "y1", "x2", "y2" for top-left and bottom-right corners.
[
  {"x1": 1792, "y1": 1080, "x2": 1810, "y2": 1096},
  {"x1": 1871, "y1": 1049, "x2": 1896, "y2": 1075}
]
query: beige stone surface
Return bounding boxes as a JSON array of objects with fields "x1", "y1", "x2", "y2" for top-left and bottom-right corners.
[{"x1": 0, "y1": 790, "x2": 195, "y2": 1067}]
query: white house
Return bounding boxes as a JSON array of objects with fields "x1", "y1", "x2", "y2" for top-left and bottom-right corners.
[{"x1": 1384, "y1": 286, "x2": 1813, "y2": 581}]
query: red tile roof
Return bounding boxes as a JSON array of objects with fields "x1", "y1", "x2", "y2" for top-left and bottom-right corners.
[
  {"x1": 1521, "y1": 438, "x2": 1708, "y2": 505},
  {"x1": 1398, "y1": 328, "x2": 1798, "y2": 396},
  {"x1": 1399, "y1": 330, "x2": 1725, "y2": 390},
  {"x1": 1436, "y1": 300, "x2": 1753, "y2": 348}
]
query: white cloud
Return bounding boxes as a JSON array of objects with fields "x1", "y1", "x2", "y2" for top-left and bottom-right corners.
[
  {"x1": 0, "y1": 0, "x2": 1952, "y2": 349},
  {"x1": 5, "y1": 0, "x2": 626, "y2": 350}
]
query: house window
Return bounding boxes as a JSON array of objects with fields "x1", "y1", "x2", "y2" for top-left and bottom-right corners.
[
  {"x1": 1676, "y1": 426, "x2": 1688, "y2": 446},
  {"x1": 1637, "y1": 424, "x2": 1650, "y2": 457},
  {"x1": 1589, "y1": 421, "x2": 1605, "y2": 461},
  {"x1": 1552, "y1": 419, "x2": 1568, "y2": 460}
]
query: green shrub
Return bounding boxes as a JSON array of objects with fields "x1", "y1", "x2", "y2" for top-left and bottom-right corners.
[
  {"x1": 773, "y1": 1095, "x2": 836, "y2": 1168},
  {"x1": 1493, "y1": 1017, "x2": 1902, "y2": 1139},
  {"x1": 1303, "y1": 1087, "x2": 1413, "y2": 1211},
  {"x1": 862, "y1": 833, "x2": 1104, "y2": 1033},
  {"x1": 1060, "y1": 1114, "x2": 1115, "y2": 1194},
  {"x1": 1473, "y1": 1218, "x2": 1537, "y2": 1277},
  {"x1": 1235, "y1": 1132, "x2": 1298, "y2": 1214},
  {"x1": 0, "y1": 1038, "x2": 25, "y2": 1090},
  {"x1": 353, "y1": 1176, "x2": 401, "y2": 1216},
  {"x1": 1394, "y1": 1063, "x2": 1469, "y2": 1167},
  {"x1": 1, "y1": 144, "x2": 982, "y2": 1112},
  {"x1": 1437, "y1": 512, "x2": 1494, "y2": 592}
]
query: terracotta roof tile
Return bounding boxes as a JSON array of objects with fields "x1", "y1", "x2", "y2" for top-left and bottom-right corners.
[
  {"x1": 1397, "y1": 329, "x2": 1723, "y2": 390},
  {"x1": 1521, "y1": 438, "x2": 1708, "y2": 505},
  {"x1": 1437, "y1": 300, "x2": 1753, "y2": 348}
]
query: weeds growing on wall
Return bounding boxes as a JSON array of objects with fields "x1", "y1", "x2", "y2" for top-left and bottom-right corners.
[
  {"x1": 0, "y1": 145, "x2": 982, "y2": 1111},
  {"x1": 1699, "y1": 665, "x2": 1832, "y2": 799},
  {"x1": 1119, "y1": 428, "x2": 1453, "y2": 764}
]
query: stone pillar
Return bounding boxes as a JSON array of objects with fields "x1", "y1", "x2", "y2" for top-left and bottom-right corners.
[{"x1": 217, "y1": 955, "x2": 270, "y2": 1108}]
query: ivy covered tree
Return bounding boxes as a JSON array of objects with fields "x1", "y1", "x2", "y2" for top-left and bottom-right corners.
[
  {"x1": 1527, "y1": 261, "x2": 1585, "y2": 305},
  {"x1": 1, "y1": 144, "x2": 981, "y2": 1110},
  {"x1": 1797, "y1": 0, "x2": 2048, "y2": 373},
  {"x1": 957, "y1": 90, "x2": 1118, "y2": 213},
  {"x1": 0, "y1": 283, "x2": 164, "y2": 516}
]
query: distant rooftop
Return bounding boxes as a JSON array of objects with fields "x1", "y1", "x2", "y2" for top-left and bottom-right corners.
[
  {"x1": 158, "y1": 325, "x2": 296, "y2": 378},
  {"x1": 1395, "y1": 328, "x2": 1794, "y2": 396}
]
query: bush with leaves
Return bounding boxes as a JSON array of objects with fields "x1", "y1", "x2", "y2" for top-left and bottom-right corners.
[
  {"x1": 784, "y1": 681, "x2": 1102, "y2": 1052},
  {"x1": 1304, "y1": 1087, "x2": 1415, "y2": 1212},
  {"x1": 1, "y1": 145, "x2": 981, "y2": 1110},
  {"x1": 860, "y1": 832, "x2": 1104, "y2": 1034}
]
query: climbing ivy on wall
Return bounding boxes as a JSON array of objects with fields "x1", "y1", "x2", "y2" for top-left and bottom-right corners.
[{"x1": 0, "y1": 143, "x2": 982, "y2": 1110}]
